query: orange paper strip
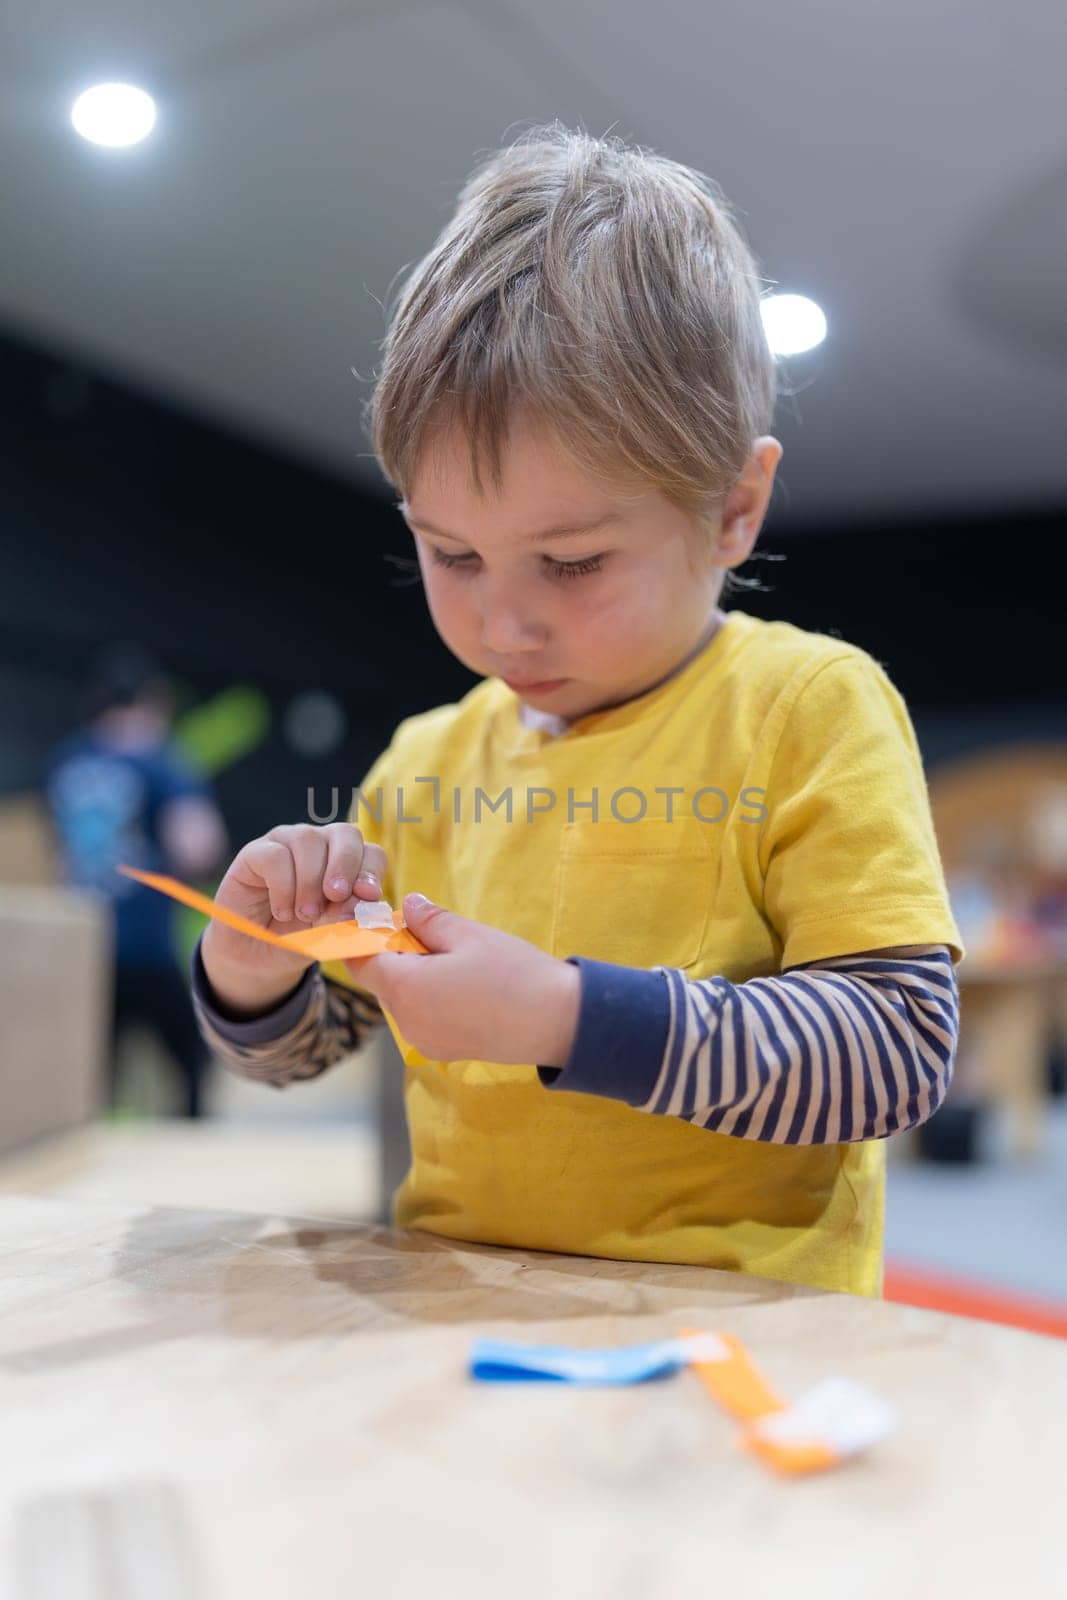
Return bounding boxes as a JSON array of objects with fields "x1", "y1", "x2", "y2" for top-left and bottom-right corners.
[
  {"x1": 678, "y1": 1325, "x2": 839, "y2": 1477},
  {"x1": 742, "y1": 1430, "x2": 838, "y2": 1478},
  {"x1": 678, "y1": 1326, "x2": 787, "y2": 1423},
  {"x1": 116, "y1": 865, "x2": 430, "y2": 959}
]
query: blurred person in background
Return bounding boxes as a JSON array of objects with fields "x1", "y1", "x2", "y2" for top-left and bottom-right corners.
[{"x1": 43, "y1": 643, "x2": 228, "y2": 1117}]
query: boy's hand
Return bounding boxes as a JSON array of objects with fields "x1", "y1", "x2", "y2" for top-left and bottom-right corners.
[
  {"x1": 202, "y1": 822, "x2": 388, "y2": 1016},
  {"x1": 345, "y1": 895, "x2": 581, "y2": 1068}
]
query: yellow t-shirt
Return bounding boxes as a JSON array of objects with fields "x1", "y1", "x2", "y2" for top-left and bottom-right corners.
[{"x1": 326, "y1": 608, "x2": 964, "y2": 1297}]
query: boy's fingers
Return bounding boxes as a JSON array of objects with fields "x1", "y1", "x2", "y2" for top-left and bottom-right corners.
[
  {"x1": 345, "y1": 949, "x2": 408, "y2": 984},
  {"x1": 312, "y1": 893, "x2": 365, "y2": 926},
  {"x1": 285, "y1": 830, "x2": 329, "y2": 922},
  {"x1": 240, "y1": 838, "x2": 296, "y2": 923},
  {"x1": 353, "y1": 842, "x2": 389, "y2": 897},
  {"x1": 320, "y1": 824, "x2": 370, "y2": 901},
  {"x1": 344, "y1": 952, "x2": 380, "y2": 990}
]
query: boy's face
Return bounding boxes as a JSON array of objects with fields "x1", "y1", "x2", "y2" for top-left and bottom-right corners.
[{"x1": 401, "y1": 417, "x2": 780, "y2": 722}]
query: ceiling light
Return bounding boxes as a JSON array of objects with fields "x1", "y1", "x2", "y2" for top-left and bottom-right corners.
[
  {"x1": 761, "y1": 293, "x2": 828, "y2": 357},
  {"x1": 71, "y1": 83, "x2": 156, "y2": 148}
]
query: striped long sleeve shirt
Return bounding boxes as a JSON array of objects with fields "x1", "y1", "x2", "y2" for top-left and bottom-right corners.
[{"x1": 190, "y1": 936, "x2": 958, "y2": 1146}]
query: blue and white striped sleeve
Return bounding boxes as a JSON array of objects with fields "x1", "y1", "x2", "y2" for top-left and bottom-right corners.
[
  {"x1": 188, "y1": 933, "x2": 385, "y2": 1089},
  {"x1": 536, "y1": 947, "x2": 959, "y2": 1144}
]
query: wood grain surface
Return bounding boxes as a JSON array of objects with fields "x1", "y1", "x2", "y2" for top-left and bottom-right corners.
[{"x1": 0, "y1": 1194, "x2": 1062, "y2": 1599}]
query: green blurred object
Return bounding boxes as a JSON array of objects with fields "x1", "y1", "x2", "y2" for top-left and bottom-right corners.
[
  {"x1": 173, "y1": 893, "x2": 217, "y2": 973},
  {"x1": 170, "y1": 685, "x2": 270, "y2": 967},
  {"x1": 102, "y1": 1104, "x2": 147, "y2": 1124},
  {"x1": 172, "y1": 684, "x2": 271, "y2": 777}
]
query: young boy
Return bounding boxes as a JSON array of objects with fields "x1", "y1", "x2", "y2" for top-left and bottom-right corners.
[{"x1": 191, "y1": 123, "x2": 963, "y2": 1298}]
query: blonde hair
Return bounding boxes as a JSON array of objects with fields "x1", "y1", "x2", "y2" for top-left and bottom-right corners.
[{"x1": 365, "y1": 121, "x2": 778, "y2": 533}]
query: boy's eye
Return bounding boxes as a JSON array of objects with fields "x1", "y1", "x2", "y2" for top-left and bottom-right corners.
[{"x1": 429, "y1": 547, "x2": 606, "y2": 581}]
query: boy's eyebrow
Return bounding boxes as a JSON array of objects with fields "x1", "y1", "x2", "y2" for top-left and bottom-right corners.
[{"x1": 398, "y1": 502, "x2": 623, "y2": 544}]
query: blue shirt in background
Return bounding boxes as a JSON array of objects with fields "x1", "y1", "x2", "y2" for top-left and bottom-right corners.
[{"x1": 45, "y1": 733, "x2": 207, "y2": 969}]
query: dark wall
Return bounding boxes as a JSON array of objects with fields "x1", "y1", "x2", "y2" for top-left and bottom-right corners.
[
  {"x1": 3, "y1": 322, "x2": 1065, "y2": 845},
  {"x1": 0, "y1": 326, "x2": 480, "y2": 842}
]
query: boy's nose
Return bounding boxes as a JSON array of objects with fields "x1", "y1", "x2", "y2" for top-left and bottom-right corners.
[
  {"x1": 479, "y1": 605, "x2": 548, "y2": 655},
  {"x1": 482, "y1": 628, "x2": 549, "y2": 660}
]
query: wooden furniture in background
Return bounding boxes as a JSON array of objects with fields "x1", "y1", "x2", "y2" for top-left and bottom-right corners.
[
  {"x1": 0, "y1": 792, "x2": 59, "y2": 886},
  {"x1": 0, "y1": 886, "x2": 111, "y2": 1157},
  {"x1": 0, "y1": 1119, "x2": 378, "y2": 1219},
  {"x1": 927, "y1": 742, "x2": 1067, "y2": 1157},
  {"x1": 926, "y1": 743, "x2": 1067, "y2": 882},
  {"x1": 952, "y1": 961, "x2": 1063, "y2": 1157}
]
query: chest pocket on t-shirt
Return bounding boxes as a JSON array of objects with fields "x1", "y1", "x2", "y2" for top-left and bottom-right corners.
[{"x1": 549, "y1": 815, "x2": 714, "y2": 972}]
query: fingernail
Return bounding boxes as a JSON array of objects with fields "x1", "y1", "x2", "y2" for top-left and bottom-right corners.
[
  {"x1": 298, "y1": 903, "x2": 320, "y2": 922},
  {"x1": 356, "y1": 872, "x2": 380, "y2": 891},
  {"x1": 275, "y1": 907, "x2": 293, "y2": 922},
  {"x1": 327, "y1": 877, "x2": 350, "y2": 896}
]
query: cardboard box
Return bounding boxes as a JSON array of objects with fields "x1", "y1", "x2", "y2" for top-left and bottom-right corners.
[{"x1": 0, "y1": 885, "x2": 111, "y2": 1157}]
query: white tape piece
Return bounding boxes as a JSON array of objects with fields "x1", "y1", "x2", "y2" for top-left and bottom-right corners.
[
  {"x1": 354, "y1": 899, "x2": 397, "y2": 930},
  {"x1": 669, "y1": 1332, "x2": 731, "y2": 1365},
  {"x1": 748, "y1": 1377, "x2": 897, "y2": 1458}
]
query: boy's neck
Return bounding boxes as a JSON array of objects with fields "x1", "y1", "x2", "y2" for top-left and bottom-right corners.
[
  {"x1": 518, "y1": 606, "x2": 730, "y2": 735},
  {"x1": 519, "y1": 702, "x2": 571, "y2": 736}
]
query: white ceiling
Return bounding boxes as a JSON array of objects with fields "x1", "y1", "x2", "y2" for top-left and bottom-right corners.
[{"x1": 1, "y1": 0, "x2": 1065, "y2": 525}]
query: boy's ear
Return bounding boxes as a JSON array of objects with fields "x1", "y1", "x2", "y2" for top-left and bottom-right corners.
[{"x1": 715, "y1": 436, "x2": 783, "y2": 566}]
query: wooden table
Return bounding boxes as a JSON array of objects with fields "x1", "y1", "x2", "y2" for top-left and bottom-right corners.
[{"x1": 0, "y1": 1195, "x2": 1063, "y2": 1598}]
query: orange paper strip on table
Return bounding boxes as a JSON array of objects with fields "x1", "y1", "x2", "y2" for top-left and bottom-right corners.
[{"x1": 677, "y1": 1324, "x2": 896, "y2": 1477}]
